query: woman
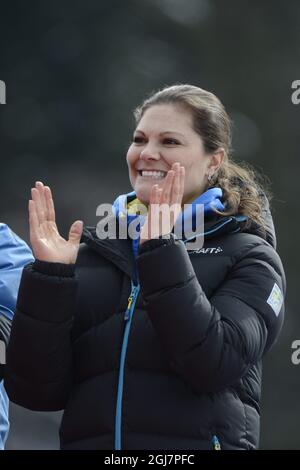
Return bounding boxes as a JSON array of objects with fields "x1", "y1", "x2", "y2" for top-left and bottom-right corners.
[{"x1": 5, "y1": 85, "x2": 285, "y2": 450}]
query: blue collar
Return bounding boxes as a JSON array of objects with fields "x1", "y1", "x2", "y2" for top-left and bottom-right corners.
[
  {"x1": 113, "y1": 188, "x2": 225, "y2": 255},
  {"x1": 113, "y1": 187, "x2": 224, "y2": 225}
]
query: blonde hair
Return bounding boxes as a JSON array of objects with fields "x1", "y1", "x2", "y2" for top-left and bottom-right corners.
[{"x1": 134, "y1": 84, "x2": 270, "y2": 229}]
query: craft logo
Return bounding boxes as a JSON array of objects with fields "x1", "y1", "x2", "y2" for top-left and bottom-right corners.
[{"x1": 0, "y1": 80, "x2": 6, "y2": 104}]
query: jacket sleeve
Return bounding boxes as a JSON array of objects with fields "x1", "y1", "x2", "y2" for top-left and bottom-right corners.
[
  {"x1": 0, "y1": 224, "x2": 34, "y2": 379},
  {"x1": 4, "y1": 260, "x2": 77, "y2": 411},
  {"x1": 137, "y1": 235, "x2": 286, "y2": 393}
]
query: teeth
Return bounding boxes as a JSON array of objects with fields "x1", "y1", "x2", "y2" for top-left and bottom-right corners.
[{"x1": 140, "y1": 170, "x2": 166, "y2": 178}]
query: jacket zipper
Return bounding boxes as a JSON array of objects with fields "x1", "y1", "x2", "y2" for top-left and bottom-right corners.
[
  {"x1": 184, "y1": 214, "x2": 247, "y2": 245},
  {"x1": 184, "y1": 217, "x2": 233, "y2": 244},
  {"x1": 114, "y1": 280, "x2": 140, "y2": 450},
  {"x1": 212, "y1": 434, "x2": 221, "y2": 450}
]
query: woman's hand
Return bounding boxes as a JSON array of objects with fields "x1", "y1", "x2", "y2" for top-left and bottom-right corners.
[
  {"x1": 140, "y1": 162, "x2": 185, "y2": 244},
  {"x1": 29, "y1": 181, "x2": 83, "y2": 264}
]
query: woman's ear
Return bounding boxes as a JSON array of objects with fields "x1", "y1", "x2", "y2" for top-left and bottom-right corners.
[{"x1": 207, "y1": 148, "x2": 225, "y2": 176}]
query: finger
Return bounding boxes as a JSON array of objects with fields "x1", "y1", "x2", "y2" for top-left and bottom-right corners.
[
  {"x1": 35, "y1": 181, "x2": 49, "y2": 220},
  {"x1": 149, "y1": 185, "x2": 160, "y2": 238},
  {"x1": 68, "y1": 220, "x2": 83, "y2": 246},
  {"x1": 153, "y1": 184, "x2": 162, "y2": 205},
  {"x1": 169, "y1": 164, "x2": 183, "y2": 228},
  {"x1": 156, "y1": 188, "x2": 167, "y2": 235},
  {"x1": 148, "y1": 185, "x2": 157, "y2": 236},
  {"x1": 149, "y1": 184, "x2": 163, "y2": 220},
  {"x1": 156, "y1": 188, "x2": 163, "y2": 206},
  {"x1": 149, "y1": 183, "x2": 159, "y2": 205},
  {"x1": 44, "y1": 186, "x2": 56, "y2": 222},
  {"x1": 161, "y1": 169, "x2": 175, "y2": 204},
  {"x1": 31, "y1": 184, "x2": 46, "y2": 225},
  {"x1": 140, "y1": 186, "x2": 157, "y2": 243},
  {"x1": 179, "y1": 166, "x2": 185, "y2": 204},
  {"x1": 31, "y1": 188, "x2": 46, "y2": 226},
  {"x1": 28, "y1": 200, "x2": 41, "y2": 242},
  {"x1": 170, "y1": 163, "x2": 181, "y2": 204}
]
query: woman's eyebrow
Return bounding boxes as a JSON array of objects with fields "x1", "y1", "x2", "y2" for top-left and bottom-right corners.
[
  {"x1": 159, "y1": 131, "x2": 185, "y2": 137},
  {"x1": 135, "y1": 130, "x2": 185, "y2": 137}
]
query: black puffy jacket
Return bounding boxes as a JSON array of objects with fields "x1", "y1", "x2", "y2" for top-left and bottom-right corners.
[{"x1": 5, "y1": 204, "x2": 285, "y2": 450}]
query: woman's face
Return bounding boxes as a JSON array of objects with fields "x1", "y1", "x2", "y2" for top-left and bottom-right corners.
[{"x1": 126, "y1": 104, "x2": 217, "y2": 205}]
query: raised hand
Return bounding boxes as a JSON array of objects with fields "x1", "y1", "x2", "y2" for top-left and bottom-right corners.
[
  {"x1": 29, "y1": 181, "x2": 83, "y2": 264},
  {"x1": 140, "y1": 162, "x2": 185, "y2": 244}
]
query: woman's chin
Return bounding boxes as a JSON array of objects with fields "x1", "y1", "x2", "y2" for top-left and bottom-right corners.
[{"x1": 134, "y1": 187, "x2": 151, "y2": 206}]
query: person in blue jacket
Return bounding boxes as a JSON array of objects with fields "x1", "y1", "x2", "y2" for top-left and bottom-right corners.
[{"x1": 0, "y1": 223, "x2": 33, "y2": 449}]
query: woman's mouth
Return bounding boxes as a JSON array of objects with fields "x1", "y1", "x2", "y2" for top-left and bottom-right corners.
[{"x1": 138, "y1": 170, "x2": 167, "y2": 179}]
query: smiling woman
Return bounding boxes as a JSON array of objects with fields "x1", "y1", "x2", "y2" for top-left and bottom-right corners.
[
  {"x1": 127, "y1": 104, "x2": 224, "y2": 208},
  {"x1": 5, "y1": 84, "x2": 285, "y2": 450},
  {"x1": 126, "y1": 103, "x2": 222, "y2": 205},
  {"x1": 132, "y1": 85, "x2": 269, "y2": 230}
]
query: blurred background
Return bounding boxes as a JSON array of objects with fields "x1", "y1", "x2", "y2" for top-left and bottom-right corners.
[{"x1": 0, "y1": 0, "x2": 299, "y2": 449}]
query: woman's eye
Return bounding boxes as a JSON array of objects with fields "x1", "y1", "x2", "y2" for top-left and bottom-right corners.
[
  {"x1": 133, "y1": 136, "x2": 145, "y2": 144},
  {"x1": 132, "y1": 136, "x2": 180, "y2": 145},
  {"x1": 164, "y1": 138, "x2": 180, "y2": 145}
]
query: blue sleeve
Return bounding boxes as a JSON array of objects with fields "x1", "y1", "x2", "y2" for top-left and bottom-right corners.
[{"x1": 0, "y1": 224, "x2": 34, "y2": 321}]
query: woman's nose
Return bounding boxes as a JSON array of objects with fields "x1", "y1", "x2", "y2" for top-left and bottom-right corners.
[{"x1": 139, "y1": 145, "x2": 160, "y2": 161}]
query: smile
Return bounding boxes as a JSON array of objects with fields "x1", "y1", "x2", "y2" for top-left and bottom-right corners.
[{"x1": 138, "y1": 170, "x2": 167, "y2": 179}]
